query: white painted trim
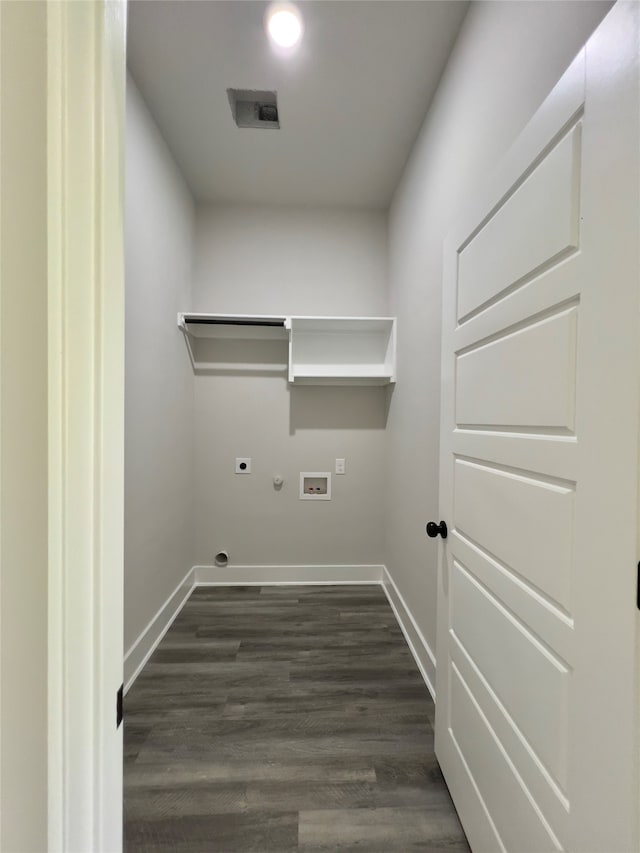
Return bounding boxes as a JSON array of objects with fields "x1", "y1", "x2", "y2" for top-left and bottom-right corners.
[
  {"x1": 122, "y1": 564, "x2": 440, "y2": 710},
  {"x1": 0, "y1": 9, "x2": 3, "y2": 841},
  {"x1": 194, "y1": 564, "x2": 384, "y2": 585},
  {"x1": 47, "y1": 3, "x2": 126, "y2": 850},
  {"x1": 123, "y1": 568, "x2": 196, "y2": 695},
  {"x1": 382, "y1": 566, "x2": 436, "y2": 700},
  {"x1": 46, "y1": 6, "x2": 65, "y2": 846},
  {"x1": 122, "y1": 566, "x2": 384, "y2": 693}
]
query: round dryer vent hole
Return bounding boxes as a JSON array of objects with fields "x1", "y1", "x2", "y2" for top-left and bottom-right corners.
[{"x1": 215, "y1": 551, "x2": 229, "y2": 568}]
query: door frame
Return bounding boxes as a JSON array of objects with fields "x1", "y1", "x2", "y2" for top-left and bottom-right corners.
[
  {"x1": 47, "y1": 2, "x2": 126, "y2": 849},
  {"x1": 41, "y1": 0, "x2": 640, "y2": 850}
]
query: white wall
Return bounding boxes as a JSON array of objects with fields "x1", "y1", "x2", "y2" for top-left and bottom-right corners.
[
  {"x1": 125, "y1": 76, "x2": 196, "y2": 650},
  {"x1": 124, "y1": 0, "x2": 612, "y2": 650},
  {"x1": 0, "y1": 3, "x2": 48, "y2": 848},
  {"x1": 194, "y1": 206, "x2": 388, "y2": 316},
  {"x1": 192, "y1": 205, "x2": 388, "y2": 568},
  {"x1": 385, "y1": 0, "x2": 612, "y2": 682}
]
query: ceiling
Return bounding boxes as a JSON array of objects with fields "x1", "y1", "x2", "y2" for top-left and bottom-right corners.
[{"x1": 127, "y1": 1, "x2": 469, "y2": 208}]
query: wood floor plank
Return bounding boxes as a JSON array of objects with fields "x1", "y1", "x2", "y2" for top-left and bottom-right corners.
[
  {"x1": 298, "y1": 806, "x2": 470, "y2": 852},
  {"x1": 126, "y1": 811, "x2": 299, "y2": 852},
  {"x1": 125, "y1": 759, "x2": 377, "y2": 788},
  {"x1": 126, "y1": 782, "x2": 248, "y2": 818},
  {"x1": 125, "y1": 584, "x2": 469, "y2": 852}
]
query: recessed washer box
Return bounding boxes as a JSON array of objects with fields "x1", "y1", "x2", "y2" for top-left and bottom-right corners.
[{"x1": 300, "y1": 472, "x2": 331, "y2": 500}]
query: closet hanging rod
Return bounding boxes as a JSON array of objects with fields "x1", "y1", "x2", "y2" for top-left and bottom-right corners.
[{"x1": 182, "y1": 316, "x2": 286, "y2": 328}]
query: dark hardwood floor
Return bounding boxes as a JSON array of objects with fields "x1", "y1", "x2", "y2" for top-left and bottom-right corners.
[{"x1": 124, "y1": 585, "x2": 470, "y2": 852}]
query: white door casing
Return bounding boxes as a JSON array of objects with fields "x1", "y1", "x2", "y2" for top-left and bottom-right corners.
[
  {"x1": 435, "y1": 4, "x2": 639, "y2": 852},
  {"x1": 47, "y1": 1, "x2": 126, "y2": 850}
]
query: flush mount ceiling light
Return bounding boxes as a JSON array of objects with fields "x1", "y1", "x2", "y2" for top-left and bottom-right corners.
[{"x1": 265, "y1": 3, "x2": 303, "y2": 49}]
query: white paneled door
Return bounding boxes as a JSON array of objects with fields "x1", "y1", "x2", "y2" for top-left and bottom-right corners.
[{"x1": 434, "y1": 5, "x2": 639, "y2": 853}]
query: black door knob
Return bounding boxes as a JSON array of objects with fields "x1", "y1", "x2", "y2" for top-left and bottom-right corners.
[{"x1": 426, "y1": 520, "x2": 448, "y2": 539}]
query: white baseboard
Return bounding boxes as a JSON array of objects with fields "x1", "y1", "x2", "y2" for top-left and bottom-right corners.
[
  {"x1": 382, "y1": 565, "x2": 436, "y2": 701},
  {"x1": 194, "y1": 564, "x2": 384, "y2": 585},
  {"x1": 123, "y1": 563, "x2": 438, "y2": 701},
  {"x1": 123, "y1": 566, "x2": 196, "y2": 694}
]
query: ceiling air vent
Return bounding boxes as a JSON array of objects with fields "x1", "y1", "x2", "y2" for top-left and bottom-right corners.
[{"x1": 227, "y1": 89, "x2": 280, "y2": 129}]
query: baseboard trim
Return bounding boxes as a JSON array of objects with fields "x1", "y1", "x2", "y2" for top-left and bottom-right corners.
[
  {"x1": 382, "y1": 566, "x2": 436, "y2": 701},
  {"x1": 123, "y1": 563, "x2": 437, "y2": 700},
  {"x1": 194, "y1": 564, "x2": 384, "y2": 585},
  {"x1": 123, "y1": 566, "x2": 196, "y2": 694}
]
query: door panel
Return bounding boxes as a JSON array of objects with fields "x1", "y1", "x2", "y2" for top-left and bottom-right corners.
[
  {"x1": 453, "y1": 458, "x2": 575, "y2": 610},
  {"x1": 435, "y1": 5, "x2": 640, "y2": 852},
  {"x1": 455, "y1": 306, "x2": 577, "y2": 431},
  {"x1": 451, "y1": 533, "x2": 574, "y2": 664},
  {"x1": 451, "y1": 561, "x2": 569, "y2": 789},
  {"x1": 451, "y1": 664, "x2": 562, "y2": 853},
  {"x1": 450, "y1": 635, "x2": 569, "y2": 844},
  {"x1": 457, "y1": 123, "x2": 581, "y2": 323}
]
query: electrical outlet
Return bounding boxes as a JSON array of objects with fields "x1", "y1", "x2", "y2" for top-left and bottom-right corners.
[
  {"x1": 235, "y1": 458, "x2": 251, "y2": 474},
  {"x1": 335, "y1": 458, "x2": 346, "y2": 475}
]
